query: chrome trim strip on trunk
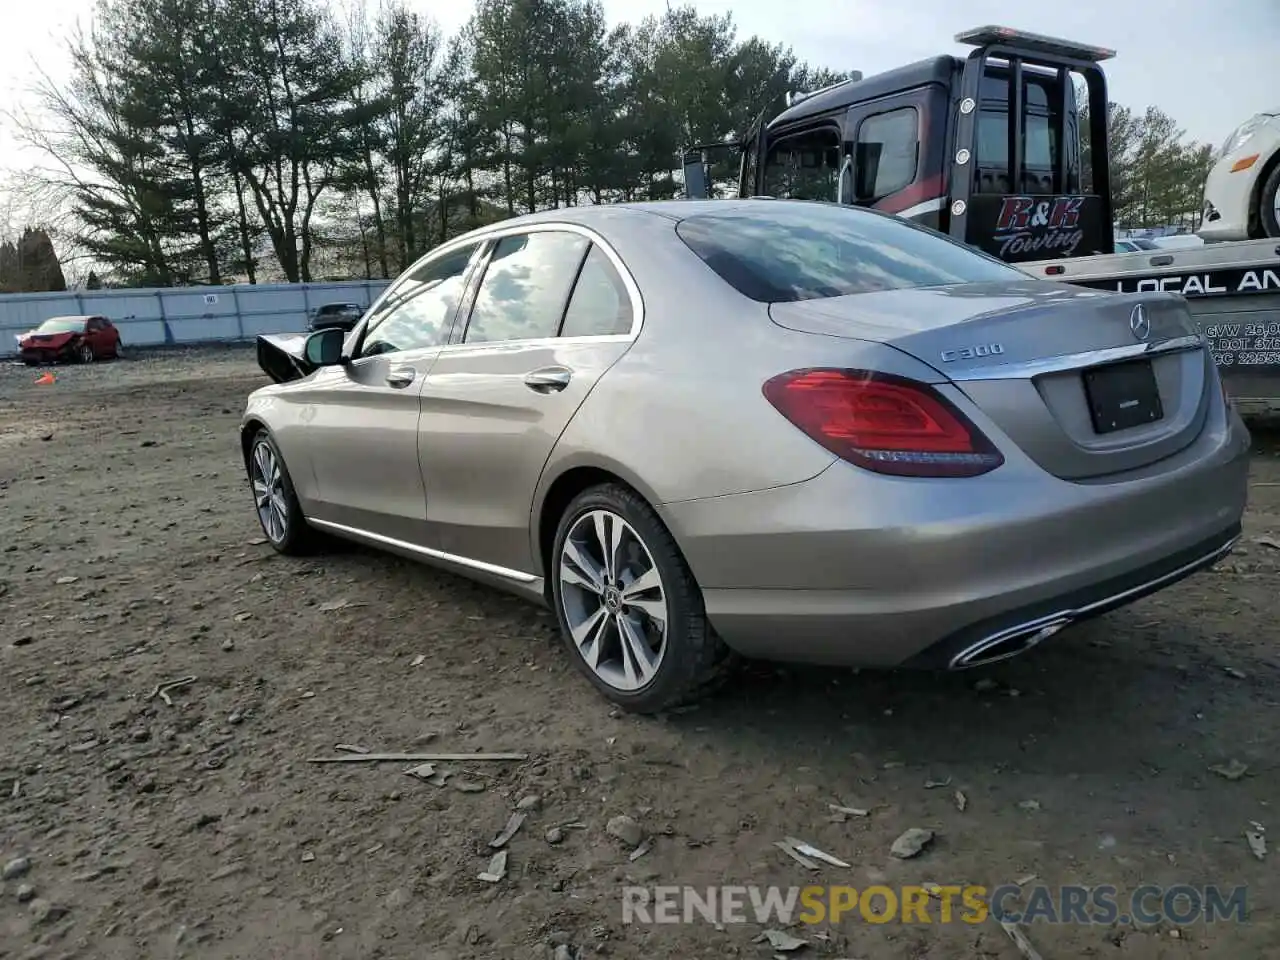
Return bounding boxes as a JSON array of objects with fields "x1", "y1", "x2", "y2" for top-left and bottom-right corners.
[
  {"x1": 307, "y1": 518, "x2": 539, "y2": 583},
  {"x1": 948, "y1": 533, "x2": 1238, "y2": 670},
  {"x1": 948, "y1": 334, "x2": 1204, "y2": 382}
]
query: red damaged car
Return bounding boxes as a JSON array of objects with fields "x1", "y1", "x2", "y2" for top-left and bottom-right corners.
[{"x1": 17, "y1": 315, "x2": 123, "y2": 365}]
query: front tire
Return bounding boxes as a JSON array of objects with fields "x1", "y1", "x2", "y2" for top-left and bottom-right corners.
[
  {"x1": 550, "y1": 483, "x2": 732, "y2": 713},
  {"x1": 77, "y1": 342, "x2": 94, "y2": 363},
  {"x1": 1258, "y1": 161, "x2": 1280, "y2": 239},
  {"x1": 247, "y1": 429, "x2": 321, "y2": 555}
]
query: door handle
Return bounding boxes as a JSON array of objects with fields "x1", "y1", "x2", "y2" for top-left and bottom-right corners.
[
  {"x1": 523, "y1": 366, "x2": 572, "y2": 393},
  {"x1": 386, "y1": 367, "x2": 416, "y2": 388}
]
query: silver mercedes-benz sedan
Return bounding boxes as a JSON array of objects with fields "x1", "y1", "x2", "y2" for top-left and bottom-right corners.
[{"x1": 240, "y1": 199, "x2": 1250, "y2": 713}]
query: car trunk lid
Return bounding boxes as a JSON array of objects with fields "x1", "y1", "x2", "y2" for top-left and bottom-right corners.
[{"x1": 769, "y1": 281, "x2": 1211, "y2": 480}]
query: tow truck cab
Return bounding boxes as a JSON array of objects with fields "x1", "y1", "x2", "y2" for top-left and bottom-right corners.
[{"x1": 682, "y1": 26, "x2": 1116, "y2": 263}]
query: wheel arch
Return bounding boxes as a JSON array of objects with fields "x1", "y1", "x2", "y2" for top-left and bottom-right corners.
[
  {"x1": 1248, "y1": 145, "x2": 1280, "y2": 238},
  {"x1": 240, "y1": 418, "x2": 270, "y2": 470},
  {"x1": 533, "y1": 459, "x2": 665, "y2": 600}
]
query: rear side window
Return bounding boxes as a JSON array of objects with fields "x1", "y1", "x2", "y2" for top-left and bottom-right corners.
[
  {"x1": 463, "y1": 231, "x2": 589, "y2": 343},
  {"x1": 560, "y1": 245, "x2": 633, "y2": 338},
  {"x1": 675, "y1": 204, "x2": 1026, "y2": 303}
]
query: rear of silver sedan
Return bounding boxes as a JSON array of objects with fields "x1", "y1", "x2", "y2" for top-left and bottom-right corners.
[
  {"x1": 657, "y1": 208, "x2": 1250, "y2": 672},
  {"x1": 662, "y1": 390, "x2": 1246, "y2": 670}
]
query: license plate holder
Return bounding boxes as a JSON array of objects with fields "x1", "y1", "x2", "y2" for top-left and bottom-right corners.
[{"x1": 1082, "y1": 359, "x2": 1163, "y2": 434}]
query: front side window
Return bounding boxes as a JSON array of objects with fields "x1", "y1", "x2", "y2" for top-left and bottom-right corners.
[
  {"x1": 358, "y1": 243, "x2": 478, "y2": 357},
  {"x1": 364, "y1": 244, "x2": 477, "y2": 329},
  {"x1": 463, "y1": 231, "x2": 589, "y2": 344},
  {"x1": 761, "y1": 128, "x2": 841, "y2": 201},
  {"x1": 855, "y1": 108, "x2": 919, "y2": 200},
  {"x1": 675, "y1": 203, "x2": 1027, "y2": 304}
]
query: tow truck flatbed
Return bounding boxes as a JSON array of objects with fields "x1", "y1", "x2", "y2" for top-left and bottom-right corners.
[{"x1": 1022, "y1": 239, "x2": 1280, "y2": 414}]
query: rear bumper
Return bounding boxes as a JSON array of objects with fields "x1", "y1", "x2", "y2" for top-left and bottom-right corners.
[
  {"x1": 902, "y1": 526, "x2": 1238, "y2": 669},
  {"x1": 659, "y1": 404, "x2": 1251, "y2": 668}
]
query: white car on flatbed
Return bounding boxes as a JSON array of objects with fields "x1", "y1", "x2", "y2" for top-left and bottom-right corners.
[{"x1": 1199, "y1": 109, "x2": 1280, "y2": 242}]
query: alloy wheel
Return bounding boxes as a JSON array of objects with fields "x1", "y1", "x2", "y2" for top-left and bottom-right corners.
[
  {"x1": 250, "y1": 441, "x2": 289, "y2": 543},
  {"x1": 558, "y1": 509, "x2": 669, "y2": 691},
  {"x1": 79, "y1": 344, "x2": 94, "y2": 363}
]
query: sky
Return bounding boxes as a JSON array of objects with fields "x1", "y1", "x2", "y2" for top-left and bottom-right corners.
[{"x1": 1, "y1": 0, "x2": 1277, "y2": 212}]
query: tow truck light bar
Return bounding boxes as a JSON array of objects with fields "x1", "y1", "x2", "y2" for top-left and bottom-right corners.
[{"x1": 955, "y1": 25, "x2": 1116, "y2": 63}]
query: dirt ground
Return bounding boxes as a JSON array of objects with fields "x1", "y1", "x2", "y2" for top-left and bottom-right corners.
[{"x1": 1, "y1": 346, "x2": 1277, "y2": 960}]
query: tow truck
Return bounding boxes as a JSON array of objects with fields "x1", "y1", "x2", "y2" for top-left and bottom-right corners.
[{"x1": 681, "y1": 25, "x2": 1280, "y2": 413}]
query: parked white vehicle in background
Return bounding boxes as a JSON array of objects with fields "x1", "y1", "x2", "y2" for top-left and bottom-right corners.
[
  {"x1": 1150, "y1": 234, "x2": 1205, "y2": 250},
  {"x1": 1199, "y1": 109, "x2": 1280, "y2": 241}
]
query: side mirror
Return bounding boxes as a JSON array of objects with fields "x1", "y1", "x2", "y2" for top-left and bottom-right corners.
[{"x1": 303, "y1": 327, "x2": 346, "y2": 367}]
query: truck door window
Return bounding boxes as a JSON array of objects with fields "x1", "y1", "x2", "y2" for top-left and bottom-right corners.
[
  {"x1": 853, "y1": 108, "x2": 919, "y2": 201},
  {"x1": 761, "y1": 128, "x2": 841, "y2": 200}
]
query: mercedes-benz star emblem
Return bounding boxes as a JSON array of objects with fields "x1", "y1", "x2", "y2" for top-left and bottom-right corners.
[{"x1": 1129, "y1": 304, "x2": 1151, "y2": 341}]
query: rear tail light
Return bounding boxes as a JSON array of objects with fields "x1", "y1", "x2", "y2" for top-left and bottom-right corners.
[{"x1": 763, "y1": 369, "x2": 1004, "y2": 478}]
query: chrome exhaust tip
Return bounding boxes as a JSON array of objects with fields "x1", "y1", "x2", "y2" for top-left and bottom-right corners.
[{"x1": 949, "y1": 615, "x2": 1073, "y2": 670}]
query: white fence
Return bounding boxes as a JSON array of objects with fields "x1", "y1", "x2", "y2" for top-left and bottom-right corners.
[{"x1": 0, "y1": 280, "x2": 393, "y2": 356}]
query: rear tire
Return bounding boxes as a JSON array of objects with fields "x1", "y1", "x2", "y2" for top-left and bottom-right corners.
[
  {"x1": 1258, "y1": 161, "x2": 1280, "y2": 239},
  {"x1": 247, "y1": 429, "x2": 322, "y2": 555},
  {"x1": 550, "y1": 483, "x2": 734, "y2": 714}
]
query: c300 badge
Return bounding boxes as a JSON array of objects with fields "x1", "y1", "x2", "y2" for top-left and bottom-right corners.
[{"x1": 940, "y1": 343, "x2": 1005, "y2": 363}]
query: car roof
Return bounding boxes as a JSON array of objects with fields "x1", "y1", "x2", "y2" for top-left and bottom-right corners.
[{"x1": 464, "y1": 198, "x2": 855, "y2": 233}]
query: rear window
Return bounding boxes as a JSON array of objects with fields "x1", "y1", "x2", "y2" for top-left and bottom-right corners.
[{"x1": 674, "y1": 204, "x2": 1026, "y2": 303}]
